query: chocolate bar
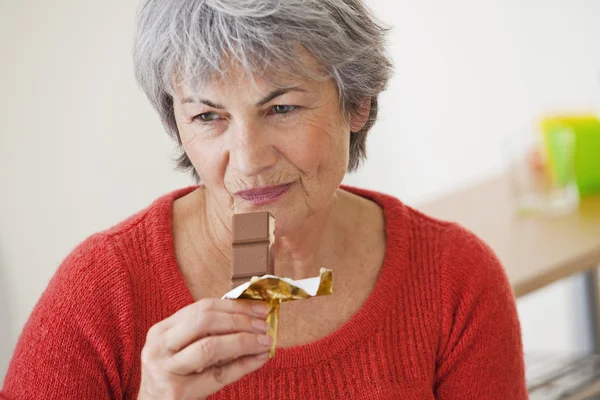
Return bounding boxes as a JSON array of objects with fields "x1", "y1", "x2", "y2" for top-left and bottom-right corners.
[{"x1": 232, "y1": 212, "x2": 275, "y2": 285}]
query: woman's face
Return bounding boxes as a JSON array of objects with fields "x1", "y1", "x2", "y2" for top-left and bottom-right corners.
[{"x1": 172, "y1": 61, "x2": 365, "y2": 234}]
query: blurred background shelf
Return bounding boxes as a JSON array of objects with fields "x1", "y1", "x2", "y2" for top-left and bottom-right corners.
[{"x1": 527, "y1": 354, "x2": 600, "y2": 399}]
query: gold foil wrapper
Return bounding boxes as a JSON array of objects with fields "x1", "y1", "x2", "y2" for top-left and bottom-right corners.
[{"x1": 223, "y1": 268, "x2": 333, "y2": 358}]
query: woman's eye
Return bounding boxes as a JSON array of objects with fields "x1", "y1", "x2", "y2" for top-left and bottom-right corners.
[
  {"x1": 195, "y1": 112, "x2": 220, "y2": 122},
  {"x1": 271, "y1": 105, "x2": 296, "y2": 114}
]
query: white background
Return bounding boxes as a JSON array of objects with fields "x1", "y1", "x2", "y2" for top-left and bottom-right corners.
[{"x1": 1, "y1": 0, "x2": 600, "y2": 385}]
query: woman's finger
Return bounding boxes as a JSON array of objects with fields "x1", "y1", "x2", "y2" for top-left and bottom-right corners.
[
  {"x1": 163, "y1": 310, "x2": 269, "y2": 353},
  {"x1": 167, "y1": 332, "x2": 273, "y2": 376},
  {"x1": 163, "y1": 298, "x2": 269, "y2": 331}
]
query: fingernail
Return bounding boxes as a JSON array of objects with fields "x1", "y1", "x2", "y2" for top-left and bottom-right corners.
[
  {"x1": 252, "y1": 319, "x2": 269, "y2": 333},
  {"x1": 257, "y1": 352, "x2": 269, "y2": 361},
  {"x1": 253, "y1": 303, "x2": 269, "y2": 317},
  {"x1": 257, "y1": 334, "x2": 273, "y2": 346}
]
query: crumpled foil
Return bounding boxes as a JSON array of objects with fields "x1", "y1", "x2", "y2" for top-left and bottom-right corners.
[{"x1": 222, "y1": 268, "x2": 333, "y2": 358}]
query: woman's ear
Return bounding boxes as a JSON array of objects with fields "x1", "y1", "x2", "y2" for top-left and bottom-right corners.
[{"x1": 349, "y1": 97, "x2": 372, "y2": 132}]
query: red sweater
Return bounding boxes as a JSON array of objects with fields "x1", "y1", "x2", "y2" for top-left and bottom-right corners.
[{"x1": 1, "y1": 186, "x2": 527, "y2": 399}]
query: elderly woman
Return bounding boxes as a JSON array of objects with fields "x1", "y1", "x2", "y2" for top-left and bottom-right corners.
[{"x1": 1, "y1": 0, "x2": 527, "y2": 399}]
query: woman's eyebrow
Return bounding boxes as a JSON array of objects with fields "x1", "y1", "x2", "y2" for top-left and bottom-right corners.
[
  {"x1": 255, "y1": 87, "x2": 308, "y2": 106},
  {"x1": 181, "y1": 97, "x2": 224, "y2": 109},
  {"x1": 181, "y1": 87, "x2": 308, "y2": 108}
]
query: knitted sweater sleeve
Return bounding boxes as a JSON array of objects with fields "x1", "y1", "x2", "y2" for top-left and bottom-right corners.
[
  {"x1": 1, "y1": 234, "x2": 134, "y2": 399},
  {"x1": 434, "y1": 223, "x2": 528, "y2": 399}
]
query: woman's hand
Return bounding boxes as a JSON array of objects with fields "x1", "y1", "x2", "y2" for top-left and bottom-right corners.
[{"x1": 137, "y1": 298, "x2": 272, "y2": 400}]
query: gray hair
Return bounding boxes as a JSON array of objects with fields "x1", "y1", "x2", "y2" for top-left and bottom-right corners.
[{"x1": 133, "y1": 0, "x2": 393, "y2": 181}]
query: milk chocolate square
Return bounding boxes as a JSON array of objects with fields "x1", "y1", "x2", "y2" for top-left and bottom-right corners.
[
  {"x1": 232, "y1": 242, "x2": 274, "y2": 279},
  {"x1": 232, "y1": 212, "x2": 274, "y2": 245}
]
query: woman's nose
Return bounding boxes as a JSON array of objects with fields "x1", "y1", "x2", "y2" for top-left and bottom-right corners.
[{"x1": 229, "y1": 123, "x2": 277, "y2": 177}]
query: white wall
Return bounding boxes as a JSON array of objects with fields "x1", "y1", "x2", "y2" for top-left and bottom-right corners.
[
  {"x1": 1, "y1": 0, "x2": 600, "y2": 385},
  {"x1": 0, "y1": 0, "x2": 191, "y2": 384}
]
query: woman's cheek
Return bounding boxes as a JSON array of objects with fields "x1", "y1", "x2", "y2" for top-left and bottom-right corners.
[{"x1": 181, "y1": 134, "x2": 221, "y2": 182}]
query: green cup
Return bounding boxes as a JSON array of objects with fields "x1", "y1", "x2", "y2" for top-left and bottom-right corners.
[{"x1": 542, "y1": 115, "x2": 600, "y2": 197}]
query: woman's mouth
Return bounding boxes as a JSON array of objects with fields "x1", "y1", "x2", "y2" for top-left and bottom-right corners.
[{"x1": 235, "y1": 183, "x2": 292, "y2": 205}]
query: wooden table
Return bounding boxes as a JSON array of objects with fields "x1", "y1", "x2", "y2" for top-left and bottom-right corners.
[
  {"x1": 420, "y1": 173, "x2": 600, "y2": 398},
  {"x1": 420, "y1": 173, "x2": 600, "y2": 298}
]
